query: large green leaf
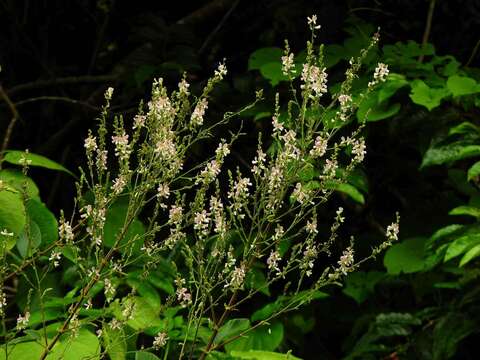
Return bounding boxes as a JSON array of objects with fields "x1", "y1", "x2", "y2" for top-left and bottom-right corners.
[
  {"x1": 384, "y1": 237, "x2": 426, "y2": 274},
  {"x1": 444, "y1": 234, "x2": 480, "y2": 262},
  {"x1": 135, "y1": 352, "x2": 161, "y2": 360},
  {"x1": 1, "y1": 329, "x2": 100, "y2": 360},
  {"x1": 409, "y1": 80, "x2": 450, "y2": 111},
  {"x1": 103, "y1": 326, "x2": 127, "y2": 360},
  {"x1": 467, "y1": 161, "x2": 480, "y2": 181},
  {"x1": 51, "y1": 328, "x2": 100, "y2": 359},
  {"x1": 0, "y1": 188, "x2": 26, "y2": 250},
  {"x1": 16, "y1": 219, "x2": 42, "y2": 258},
  {"x1": 113, "y1": 296, "x2": 162, "y2": 331},
  {"x1": 225, "y1": 321, "x2": 284, "y2": 353},
  {"x1": 104, "y1": 198, "x2": 146, "y2": 253},
  {"x1": 421, "y1": 143, "x2": 480, "y2": 168},
  {"x1": 0, "y1": 169, "x2": 40, "y2": 199},
  {"x1": 448, "y1": 205, "x2": 480, "y2": 219},
  {"x1": 3, "y1": 150, "x2": 74, "y2": 176},
  {"x1": 26, "y1": 199, "x2": 58, "y2": 244},
  {"x1": 0, "y1": 340, "x2": 44, "y2": 360},
  {"x1": 260, "y1": 63, "x2": 290, "y2": 86},
  {"x1": 230, "y1": 350, "x2": 301, "y2": 360},
  {"x1": 446, "y1": 75, "x2": 480, "y2": 97},
  {"x1": 459, "y1": 244, "x2": 480, "y2": 266},
  {"x1": 248, "y1": 48, "x2": 283, "y2": 71}
]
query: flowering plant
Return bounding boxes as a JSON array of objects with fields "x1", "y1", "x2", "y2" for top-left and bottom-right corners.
[{"x1": 0, "y1": 16, "x2": 398, "y2": 360}]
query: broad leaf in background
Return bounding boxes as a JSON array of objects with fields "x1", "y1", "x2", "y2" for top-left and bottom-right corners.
[
  {"x1": 409, "y1": 80, "x2": 449, "y2": 111},
  {"x1": 0, "y1": 169, "x2": 40, "y2": 199},
  {"x1": 446, "y1": 75, "x2": 480, "y2": 97},
  {"x1": 384, "y1": 237, "x2": 427, "y2": 274},
  {"x1": 225, "y1": 321, "x2": 284, "y2": 353},
  {"x1": 0, "y1": 187, "x2": 26, "y2": 251},
  {"x1": 343, "y1": 271, "x2": 386, "y2": 304},
  {"x1": 421, "y1": 142, "x2": 480, "y2": 168},
  {"x1": 103, "y1": 198, "x2": 146, "y2": 253},
  {"x1": 2, "y1": 150, "x2": 74, "y2": 176}
]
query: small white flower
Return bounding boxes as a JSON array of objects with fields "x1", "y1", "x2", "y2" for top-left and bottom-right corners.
[
  {"x1": 281, "y1": 53, "x2": 295, "y2": 76},
  {"x1": 84, "y1": 135, "x2": 97, "y2": 153},
  {"x1": 153, "y1": 332, "x2": 169, "y2": 349},
  {"x1": 307, "y1": 14, "x2": 321, "y2": 30},
  {"x1": 0, "y1": 229, "x2": 14, "y2": 237},
  {"x1": 16, "y1": 311, "x2": 30, "y2": 330},
  {"x1": 215, "y1": 61, "x2": 228, "y2": 80},
  {"x1": 133, "y1": 115, "x2": 146, "y2": 129},
  {"x1": 49, "y1": 250, "x2": 62, "y2": 268},
  {"x1": 368, "y1": 63, "x2": 389, "y2": 87},
  {"x1": 156, "y1": 183, "x2": 170, "y2": 199},
  {"x1": 310, "y1": 136, "x2": 328, "y2": 158},
  {"x1": 178, "y1": 78, "x2": 190, "y2": 95},
  {"x1": 191, "y1": 98, "x2": 208, "y2": 126},
  {"x1": 105, "y1": 87, "x2": 114, "y2": 100},
  {"x1": 306, "y1": 218, "x2": 318, "y2": 234},
  {"x1": 386, "y1": 222, "x2": 400, "y2": 242},
  {"x1": 267, "y1": 251, "x2": 281, "y2": 275}
]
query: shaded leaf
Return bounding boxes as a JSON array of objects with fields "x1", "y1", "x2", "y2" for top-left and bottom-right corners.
[
  {"x1": 446, "y1": 75, "x2": 480, "y2": 97},
  {"x1": 384, "y1": 237, "x2": 426, "y2": 274}
]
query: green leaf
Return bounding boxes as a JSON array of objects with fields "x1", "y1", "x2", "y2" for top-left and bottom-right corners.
[
  {"x1": 467, "y1": 161, "x2": 480, "y2": 181},
  {"x1": 103, "y1": 326, "x2": 127, "y2": 360},
  {"x1": 126, "y1": 277, "x2": 161, "y2": 309},
  {"x1": 215, "y1": 318, "x2": 250, "y2": 345},
  {"x1": 26, "y1": 199, "x2": 58, "y2": 244},
  {"x1": 334, "y1": 182, "x2": 365, "y2": 204},
  {"x1": 113, "y1": 296, "x2": 162, "y2": 331},
  {"x1": 444, "y1": 234, "x2": 480, "y2": 262},
  {"x1": 409, "y1": 80, "x2": 450, "y2": 111},
  {"x1": 357, "y1": 92, "x2": 401, "y2": 122},
  {"x1": 343, "y1": 271, "x2": 386, "y2": 304},
  {"x1": 421, "y1": 143, "x2": 480, "y2": 168},
  {"x1": 259, "y1": 63, "x2": 289, "y2": 86},
  {"x1": 446, "y1": 75, "x2": 480, "y2": 97},
  {"x1": 104, "y1": 198, "x2": 146, "y2": 253},
  {"x1": 225, "y1": 322, "x2": 284, "y2": 353},
  {"x1": 0, "y1": 169, "x2": 40, "y2": 199},
  {"x1": 251, "y1": 299, "x2": 284, "y2": 323},
  {"x1": 135, "y1": 352, "x2": 161, "y2": 360},
  {"x1": 16, "y1": 219, "x2": 42, "y2": 258},
  {"x1": 0, "y1": 340, "x2": 44, "y2": 360},
  {"x1": 377, "y1": 73, "x2": 409, "y2": 103},
  {"x1": 297, "y1": 163, "x2": 316, "y2": 182},
  {"x1": 248, "y1": 48, "x2": 283, "y2": 71},
  {"x1": 384, "y1": 237, "x2": 426, "y2": 274},
  {"x1": 245, "y1": 267, "x2": 270, "y2": 296},
  {"x1": 50, "y1": 328, "x2": 101, "y2": 359},
  {"x1": 459, "y1": 244, "x2": 480, "y2": 266},
  {"x1": 229, "y1": 350, "x2": 302, "y2": 360},
  {"x1": 449, "y1": 205, "x2": 480, "y2": 219},
  {"x1": 0, "y1": 188, "x2": 26, "y2": 250},
  {"x1": 432, "y1": 313, "x2": 475, "y2": 360},
  {"x1": 3, "y1": 150, "x2": 74, "y2": 176}
]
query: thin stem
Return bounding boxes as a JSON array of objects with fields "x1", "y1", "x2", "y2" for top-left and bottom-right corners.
[
  {"x1": 418, "y1": 0, "x2": 436, "y2": 63},
  {"x1": 0, "y1": 83, "x2": 20, "y2": 165}
]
